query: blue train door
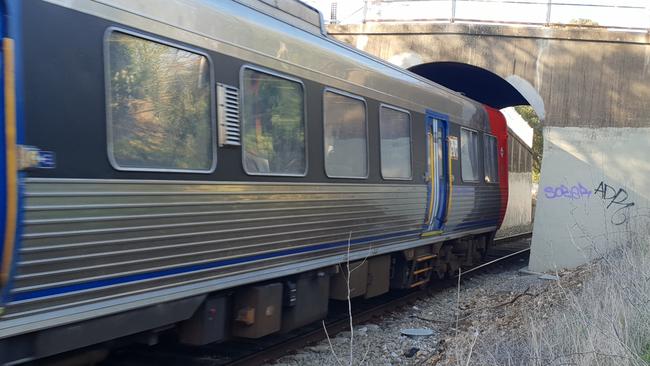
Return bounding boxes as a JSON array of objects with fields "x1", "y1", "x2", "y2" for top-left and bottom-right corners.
[{"x1": 423, "y1": 112, "x2": 449, "y2": 235}]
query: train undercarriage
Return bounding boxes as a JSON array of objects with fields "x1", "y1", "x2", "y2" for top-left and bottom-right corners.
[{"x1": 1, "y1": 232, "x2": 495, "y2": 364}]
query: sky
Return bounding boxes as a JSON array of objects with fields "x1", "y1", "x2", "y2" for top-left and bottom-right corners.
[{"x1": 302, "y1": 0, "x2": 650, "y2": 29}]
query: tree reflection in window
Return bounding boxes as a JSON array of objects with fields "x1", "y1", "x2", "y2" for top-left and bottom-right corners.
[
  {"x1": 107, "y1": 31, "x2": 213, "y2": 171},
  {"x1": 241, "y1": 68, "x2": 306, "y2": 176}
]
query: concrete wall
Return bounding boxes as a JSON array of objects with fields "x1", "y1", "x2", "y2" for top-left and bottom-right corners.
[
  {"x1": 529, "y1": 127, "x2": 650, "y2": 271},
  {"x1": 497, "y1": 111, "x2": 534, "y2": 237},
  {"x1": 499, "y1": 172, "x2": 533, "y2": 236},
  {"x1": 329, "y1": 23, "x2": 650, "y2": 128}
]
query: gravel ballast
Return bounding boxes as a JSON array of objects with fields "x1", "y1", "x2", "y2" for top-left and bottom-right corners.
[{"x1": 265, "y1": 252, "x2": 569, "y2": 366}]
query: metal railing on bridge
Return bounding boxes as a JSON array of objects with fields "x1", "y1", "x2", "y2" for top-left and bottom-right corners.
[{"x1": 323, "y1": 0, "x2": 649, "y2": 31}]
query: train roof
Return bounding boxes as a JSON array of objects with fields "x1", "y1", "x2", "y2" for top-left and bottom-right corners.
[
  {"x1": 233, "y1": 0, "x2": 327, "y2": 36},
  {"x1": 73, "y1": 0, "x2": 488, "y2": 128}
]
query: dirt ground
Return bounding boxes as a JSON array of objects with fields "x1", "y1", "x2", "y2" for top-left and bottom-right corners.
[
  {"x1": 269, "y1": 252, "x2": 599, "y2": 366},
  {"x1": 429, "y1": 262, "x2": 596, "y2": 365}
]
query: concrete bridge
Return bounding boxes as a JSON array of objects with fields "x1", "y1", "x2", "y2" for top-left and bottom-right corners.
[{"x1": 328, "y1": 23, "x2": 650, "y2": 271}]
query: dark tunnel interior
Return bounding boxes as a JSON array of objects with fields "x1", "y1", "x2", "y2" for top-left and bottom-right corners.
[{"x1": 408, "y1": 62, "x2": 529, "y2": 109}]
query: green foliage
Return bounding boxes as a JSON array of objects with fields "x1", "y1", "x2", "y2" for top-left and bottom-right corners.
[
  {"x1": 514, "y1": 105, "x2": 543, "y2": 182},
  {"x1": 242, "y1": 70, "x2": 305, "y2": 174},
  {"x1": 532, "y1": 170, "x2": 540, "y2": 184},
  {"x1": 642, "y1": 343, "x2": 650, "y2": 363}
]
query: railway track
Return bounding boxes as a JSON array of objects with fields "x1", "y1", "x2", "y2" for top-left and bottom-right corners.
[{"x1": 99, "y1": 232, "x2": 532, "y2": 366}]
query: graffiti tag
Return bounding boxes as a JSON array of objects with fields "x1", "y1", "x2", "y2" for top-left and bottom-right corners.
[
  {"x1": 543, "y1": 183, "x2": 592, "y2": 200},
  {"x1": 594, "y1": 181, "x2": 635, "y2": 226}
]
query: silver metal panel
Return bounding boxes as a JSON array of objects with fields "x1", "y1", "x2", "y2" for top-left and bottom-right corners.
[
  {"x1": 2, "y1": 179, "x2": 426, "y2": 327},
  {"x1": 233, "y1": 0, "x2": 325, "y2": 35},
  {"x1": 445, "y1": 185, "x2": 501, "y2": 232},
  {"x1": 0, "y1": 224, "x2": 493, "y2": 338}
]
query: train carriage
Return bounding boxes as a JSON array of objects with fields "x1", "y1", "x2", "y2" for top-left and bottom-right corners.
[{"x1": 0, "y1": 0, "x2": 509, "y2": 363}]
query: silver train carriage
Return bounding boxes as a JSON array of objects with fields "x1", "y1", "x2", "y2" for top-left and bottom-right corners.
[{"x1": 0, "y1": 0, "x2": 509, "y2": 363}]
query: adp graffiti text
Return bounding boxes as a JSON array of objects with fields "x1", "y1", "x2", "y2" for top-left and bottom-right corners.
[
  {"x1": 542, "y1": 181, "x2": 635, "y2": 225},
  {"x1": 594, "y1": 181, "x2": 635, "y2": 226}
]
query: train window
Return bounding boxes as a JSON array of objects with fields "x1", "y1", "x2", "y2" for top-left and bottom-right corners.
[
  {"x1": 106, "y1": 30, "x2": 215, "y2": 172},
  {"x1": 379, "y1": 105, "x2": 412, "y2": 180},
  {"x1": 323, "y1": 90, "x2": 368, "y2": 179},
  {"x1": 484, "y1": 134, "x2": 499, "y2": 183},
  {"x1": 241, "y1": 67, "x2": 306, "y2": 176},
  {"x1": 460, "y1": 128, "x2": 479, "y2": 182}
]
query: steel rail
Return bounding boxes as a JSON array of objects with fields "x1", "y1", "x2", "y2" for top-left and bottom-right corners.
[
  {"x1": 494, "y1": 231, "x2": 533, "y2": 243},
  {"x1": 458, "y1": 247, "x2": 530, "y2": 277}
]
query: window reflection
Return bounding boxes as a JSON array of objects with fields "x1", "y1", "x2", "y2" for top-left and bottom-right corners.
[
  {"x1": 107, "y1": 31, "x2": 213, "y2": 171},
  {"x1": 380, "y1": 106, "x2": 412, "y2": 180},
  {"x1": 323, "y1": 91, "x2": 368, "y2": 178},
  {"x1": 241, "y1": 68, "x2": 306, "y2": 176},
  {"x1": 484, "y1": 135, "x2": 499, "y2": 183},
  {"x1": 460, "y1": 128, "x2": 479, "y2": 182}
]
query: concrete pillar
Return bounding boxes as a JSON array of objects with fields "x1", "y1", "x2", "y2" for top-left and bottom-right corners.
[{"x1": 529, "y1": 127, "x2": 650, "y2": 271}]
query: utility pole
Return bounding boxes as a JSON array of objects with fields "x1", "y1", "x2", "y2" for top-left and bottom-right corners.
[
  {"x1": 647, "y1": 1, "x2": 650, "y2": 31},
  {"x1": 363, "y1": 0, "x2": 368, "y2": 24},
  {"x1": 451, "y1": 0, "x2": 456, "y2": 23},
  {"x1": 546, "y1": 0, "x2": 552, "y2": 26}
]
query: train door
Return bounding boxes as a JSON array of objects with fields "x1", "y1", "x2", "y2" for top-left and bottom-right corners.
[{"x1": 423, "y1": 112, "x2": 450, "y2": 235}]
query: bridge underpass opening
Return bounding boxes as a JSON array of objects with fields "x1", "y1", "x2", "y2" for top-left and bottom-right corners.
[
  {"x1": 407, "y1": 62, "x2": 545, "y2": 119},
  {"x1": 409, "y1": 62, "x2": 527, "y2": 109},
  {"x1": 409, "y1": 61, "x2": 540, "y2": 244}
]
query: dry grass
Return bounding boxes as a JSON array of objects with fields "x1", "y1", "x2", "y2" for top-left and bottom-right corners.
[
  {"x1": 525, "y1": 236, "x2": 650, "y2": 366},
  {"x1": 439, "y1": 232, "x2": 650, "y2": 366}
]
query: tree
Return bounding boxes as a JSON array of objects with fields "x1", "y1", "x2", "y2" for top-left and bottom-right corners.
[{"x1": 514, "y1": 105, "x2": 543, "y2": 182}]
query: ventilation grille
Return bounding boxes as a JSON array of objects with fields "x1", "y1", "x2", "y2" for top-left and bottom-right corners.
[{"x1": 217, "y1": 83, "x2": 241, "y2": 147}]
